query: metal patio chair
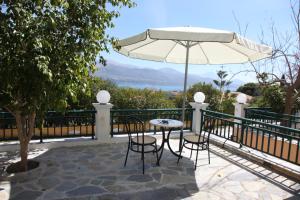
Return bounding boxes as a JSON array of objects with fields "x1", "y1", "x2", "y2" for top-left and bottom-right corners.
[
  {"x1": 177, "y1": 115, "x2": 215, "y2": 170},
  {"x1": 123, "y1": 116, "x2": 159, "y2": 174}
]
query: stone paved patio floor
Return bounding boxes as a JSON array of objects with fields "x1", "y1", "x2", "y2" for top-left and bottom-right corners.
[{"x1": 0, "y1": 138, "x2": 299, "y2": 200}]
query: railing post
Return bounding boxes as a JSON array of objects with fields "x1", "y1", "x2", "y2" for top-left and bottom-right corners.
[
  {"x1": 91, "y1": 112, "x2": 95, "y2": 140},
  {"x1": 244, "y1": 108, "x2": 249, "y2": 118},
  {"x1": 295, "y1": 111, "x2": 300, "y2": 129},
  {"x1": 189, "y1": 102, "x2": 209, "y2": 134},
  {"x1": 92, "y1": 103, "x2": 113, "y2": 142},
  {"x1": 110, "y1": 111, "x2": 114, "y2": 137},
  {"x1": 240, "y1": 119, "x2": 245, "y2": 148},
  {"x1": 39, "y1": 127, "x2": 43, "y2": 143}
]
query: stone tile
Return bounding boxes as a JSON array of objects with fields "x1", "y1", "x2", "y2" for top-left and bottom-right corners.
[
  {"x1": 127, "y1": 174, "x2": 153, "y2": 182},
  {"x1": 191, "y1": 191, "x2": 221, "y2": 200},
  {"x1": 76, "y1": 178, "x2": 90, "y2": 185},
  {"x1": 161, "y1": 169, "x2": 178, "y2": 175},
  {"x1": 38, "y1": 177, "x2": 60, "y2": 189},
  {"x1": 242, "y1": 191, "x2": 260, "y2": 199},
  {"x1": 102, "y1": 180, "x2": 116, "y2": 186},
  {"x1": 241, "y1": 181, "x2": 266, "y2": 192},
  {"x1": 90, "y1": 179, "x2": 103, "y2": 185},
  {"x1": 222, "y1": 181, "x2": 244, "y2": 194},
  {"x1": 66, "y1": 186, "x2": 107, "y2": 197},
  {"x1": 119, "y1": 169, "x2": 138, "y2": 175},
  {"x1": 152, "y1": 173, "x2": 162, "y2": 182},
  {"x1": 97, "y1": 176, "x2": 117, "y2": 180},
  {"x1": 120, "y1": 187, "x2": 184, "y2": 200},
  {"x1": 212, "y1": 187, "x2": 238, "y2": 200},
  {"x1": 177, "y1": 183, "x2": 199, "y2": 193},
  {"x1": 104, "y1": 185, "x2": 127, "y2": 193},
  {"x1": 41, "y1": 190, "x2": 65, "y2": 200},
  {"x1": 54, "y1": 181, "x2": 77, "y2": 192},
  {"x1": 11, "y1": 190, "x2": 42, "y2": 200}
]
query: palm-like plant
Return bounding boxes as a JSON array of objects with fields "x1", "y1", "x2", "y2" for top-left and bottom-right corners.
[
  {"x1": 213, "y1": 69, "x2": 232, "y2": 111},
  {"x1": 213, "y1": 70, "x2": 232, "y2": 93}
]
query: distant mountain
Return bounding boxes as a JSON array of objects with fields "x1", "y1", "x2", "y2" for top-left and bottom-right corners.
[{"x1": 94, "y1": 60, "x2": 244, "y2": 91}]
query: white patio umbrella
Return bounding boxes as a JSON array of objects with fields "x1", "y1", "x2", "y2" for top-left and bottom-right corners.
[{"x1": 115, "y1": 27, "x2": 272, "y2": 139}]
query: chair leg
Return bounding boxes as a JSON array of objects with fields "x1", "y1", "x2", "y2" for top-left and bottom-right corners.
[
  {"x1": 155, "y1": 143, "x2": 160, "y2": 166},
  {"x1": 190, "y1": 144, "x2": 193, "y2": 158},
  {"x1": 208, "y1": 144, "x2": 210, "y2": 164},
  {"x1": 177, "y1": 141, "x2": 184, "y2": 165},
  {"x1": 124, "y1": 142, "x2": 130, "y2": 167},
  {"x1": 195, "y1": 144, "x2": 200, "y2": 170},
  {"x1": 142, "y1": 145, "x2": 145, "y2": 174}
]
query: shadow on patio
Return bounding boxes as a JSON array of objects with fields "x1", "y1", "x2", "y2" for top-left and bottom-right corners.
[
  {"x1": 1, "y1": 142, "x2": 199, "y2": 200},
  {"x1": 0, "y1": 139, "x2": 299, "y2": 200}
]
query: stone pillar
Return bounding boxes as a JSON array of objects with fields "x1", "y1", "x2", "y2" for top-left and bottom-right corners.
[
  {"x1": 234, "y1": 103, "x2": 249, "y2": 120},
  {"x1": 92, "y1": 103, "x2": 113, "y2": 142},
  {"x1": 189, "y1": 102, "x2": 209, "y2": 134},
  {"x1": 233, "y1": 103, "x2": 249, "y2": 144}
]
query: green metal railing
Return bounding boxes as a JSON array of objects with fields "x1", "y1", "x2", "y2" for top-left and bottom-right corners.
[
  {"x1": 245, "y1": 107, "x2": 300, "y2": 130},
  {"x1": 0, "y1": 110, "x2": 96, "y2": 141},
  {"x1": 202, "y1": 110, "x2": 300, "y2": 165},
  {"x1": 110, "y1": 108, "x2": 194, "y2": 136}
]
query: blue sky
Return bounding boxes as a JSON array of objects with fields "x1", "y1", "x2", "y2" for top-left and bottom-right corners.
[{"x1": 103, "y1": 0, "x2": 293, "y2": 82}]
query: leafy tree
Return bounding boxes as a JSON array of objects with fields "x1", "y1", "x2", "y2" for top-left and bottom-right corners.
[
  {"x1": 251, "y1": 0, "x2": 300, "y2": 115},
  {"x1": 213, "y1": 69, "x2": 232, "y2": 112},
  {"x1": 220, "y1": 96, "x2": 235, "y2": 115},
  {"x1": 237, "y1": 82, "x2": 261, "y2": 96},
  {"x1": 0, "y1": 0, "x2": 134, "y2": 171},
  {"x1": 69, "y1": 77, "x2": 175, "y2": 109},
  {"x1": 68, "y1": 77, "x2": 118, "y2": 110},
  {"x1": 112, "y1": 88, "x2": 175, "y2": 109},
  {"x1": 250, "y1": 84, "x2": 285, "y2": 113}
]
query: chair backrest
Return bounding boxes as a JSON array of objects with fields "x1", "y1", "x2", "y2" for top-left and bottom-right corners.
[
  {"x1": 123, "y1": 116, "x2": 145, "y2": 140},
  {"x1": 198, "y1": 115, "x2": 216, "y2": 143}
]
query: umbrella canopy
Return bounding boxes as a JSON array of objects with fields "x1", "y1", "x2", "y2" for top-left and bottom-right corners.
[
  {"x1": 117, "y1": 27, "x2": 272, "y2": 64},
  {"x1": 115, "y1": 27, "x2": 272, "y2": 142}
]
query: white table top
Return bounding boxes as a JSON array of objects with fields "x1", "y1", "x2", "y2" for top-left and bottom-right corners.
[{"x1": 149, "y1": 119, "x2": 183, "y2": 128}]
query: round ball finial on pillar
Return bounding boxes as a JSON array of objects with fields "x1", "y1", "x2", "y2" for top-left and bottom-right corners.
[
  {"x1": 194, "y1": 92, "x2": 205, "y2": 104},
  {"x1": 236, "y1": 93, "x2": 247, "y2": 104},
  {"x1": 190, "y1": 92, "x2": 209, "y2": 134},
  {"x1": 96, "y1": 90, "x2": 111, "y2": 104}
]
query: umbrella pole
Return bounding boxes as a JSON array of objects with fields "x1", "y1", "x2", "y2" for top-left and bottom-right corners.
[{"x1": 180, "y1": 41, "x2": 190, "y2": 149}]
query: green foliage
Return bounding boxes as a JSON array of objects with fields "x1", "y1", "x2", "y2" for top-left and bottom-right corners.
[
  {"x1": 112, "y1": 88, "x2": 175, "y2": 109},
  {"x1": 250, "y1": 85, "x2": 285, "y2": 113},
  {"x1": 237, "y1": 82, "x2": 261, "y2": 96},
  {"x1": 175, "y1": 82, "x2": 221, "y2": 111},
  {"x1": 69, "y1": 78, "x2": 175, "y2": 109},
  {"x1": 0, "y1": 0, "x2": 134, "y2": 115},
  {"x1": 68, "y1": 77, "x2": 118, "y2": 109},
  {"x1": 220, "y1": 96, "x2": 235, "y2": 115}
]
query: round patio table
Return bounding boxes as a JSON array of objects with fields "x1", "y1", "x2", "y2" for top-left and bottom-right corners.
[{"x1": 149, "y1": 119, "x2": 183, "y2": 163}]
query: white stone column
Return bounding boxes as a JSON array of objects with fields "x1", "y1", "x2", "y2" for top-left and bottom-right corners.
[
  {"x1": 92, "y1": 103, "x2": 113, "y2": 142},
  {"x1": 189, "y1": 102, "x2": 209, "y2": 134},
  {"x1": 233, "y1": 103, "x2": 249, "y2": 144},
  {"x1": 234, "y1": 103, "x2": 249, "y2": 120}
]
